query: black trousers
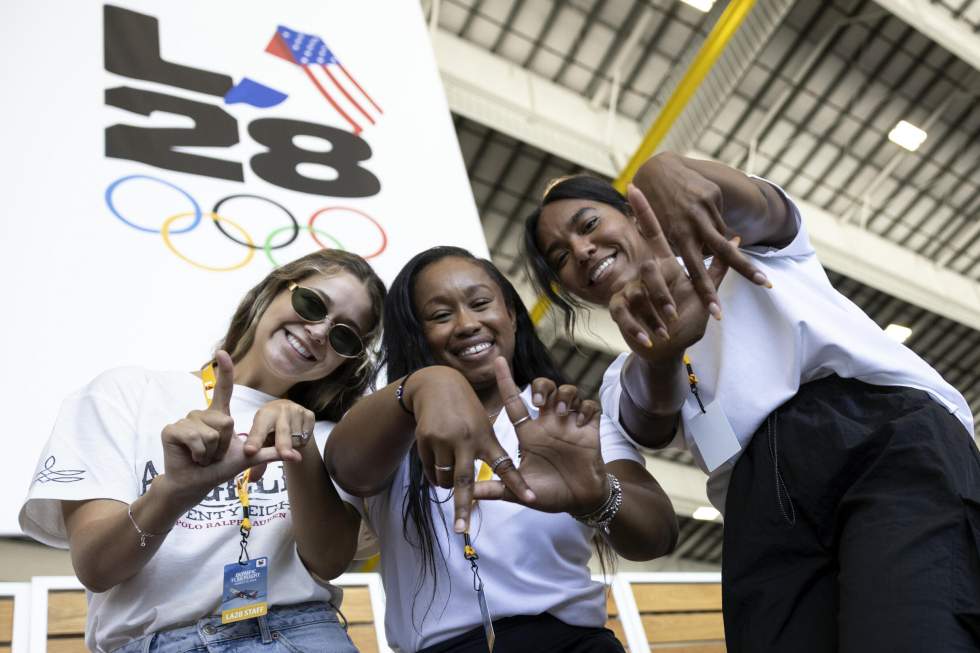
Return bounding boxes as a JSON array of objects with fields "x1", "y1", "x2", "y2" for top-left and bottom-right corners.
[
  {"x1": 415, "y1": 613, "x2": 625, "y2": 653},
  {"x1": 723, "y1": 375, "x2": 980, "y2": 653}
]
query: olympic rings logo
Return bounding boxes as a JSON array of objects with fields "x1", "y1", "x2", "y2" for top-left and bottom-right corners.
[{"x1": 105, "y1": 174, "x2": 388, "y2": 272}]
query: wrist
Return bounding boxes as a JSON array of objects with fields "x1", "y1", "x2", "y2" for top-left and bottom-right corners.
[
  {"x1": 402, "y1": 366, "x2": 466, "y2": 414},
  {"x1": 623, "y1": 354, "x2": 687, "y2": 416},
  {"x1": 283, "y1": 443, "x2": 323, "y2": 473},
  {"x1": 571, "y1": 473, "x2": 623, "y2": 534},
  {"x1": 574, "y1": 470, "x2": 611, "y2": 517},
  {"x1": 149, "y1": 473, "x2": 205, "y2": 515}
]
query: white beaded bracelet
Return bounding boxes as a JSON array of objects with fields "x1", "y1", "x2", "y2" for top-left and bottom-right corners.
[{"x1": 572, "y1": 473, "x2": 623, "y2": 534}]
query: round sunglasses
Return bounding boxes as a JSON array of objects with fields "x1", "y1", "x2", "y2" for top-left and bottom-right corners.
[{"x1": 288, "y1": 281, "x2": 365, "y2": 358}]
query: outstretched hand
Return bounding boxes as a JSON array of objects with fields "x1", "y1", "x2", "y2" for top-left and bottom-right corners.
[
  {"x1": 407, "y1": 366, "x2": 535, "y2": 533},
  {"x1": 160, "y1": 351, "x2": 282, "y2": 507},
  {"x1": 632, "y1": 153, "x2": 769, "y2": 311},
  {"x1": 608, "y1": 186, "x2": 731, "y2": 365},
  {"x1": 472, "y1": 358, "x2": 608, "y2": 516}
]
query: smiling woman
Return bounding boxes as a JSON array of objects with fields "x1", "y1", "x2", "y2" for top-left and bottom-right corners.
[
  {"x1": 523, "y1": 153, "x2": 980, "y2": 652},
  {"x1": 411, "y1": 255, "x2": 518, "y2": 402},
  {"x1": 325, "y1": 246, "x2": 678, "y2": 653},
  {"x1": 19, "y1": 249, "x2": 386, "y2": 653}
]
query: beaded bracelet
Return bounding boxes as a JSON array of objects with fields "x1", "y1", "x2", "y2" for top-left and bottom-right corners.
[
  {"x1": 395, "y1": 370, "x2": 417, "y2": 416},
  {"x1": 571, "y1": 473, "x2": 623, "y2": 534}
]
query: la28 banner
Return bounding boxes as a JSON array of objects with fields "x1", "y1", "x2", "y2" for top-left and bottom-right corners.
[{"x1": 0, "y1": 1, "x2": 485, "y2": 535}]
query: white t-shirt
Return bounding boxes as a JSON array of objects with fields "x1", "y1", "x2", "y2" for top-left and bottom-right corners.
[
  {"x1": 600, "y1": 183, "x2": 974, "y2": 513},
  {"x1": 19, "y1": 367, "x2": 371, "y2": 653},
  {"x1": 348, "y1": 384, "x2": 644, "y2": 652}
]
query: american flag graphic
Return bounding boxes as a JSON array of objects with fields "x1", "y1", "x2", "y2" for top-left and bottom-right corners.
[{"x1": 266, "y1": 25, "x2": 383, "y2": 134}]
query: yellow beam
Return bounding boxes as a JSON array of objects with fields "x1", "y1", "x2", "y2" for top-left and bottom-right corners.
[
  {"x1": 612, "y1": 0, "x2": 756, "y2": 192},
  {"x1": 530, "y1": 295, "x2": 551, "y2": 325},
  {"x1": 531, "y1": 0, "x2": 755, "y2": 325}
]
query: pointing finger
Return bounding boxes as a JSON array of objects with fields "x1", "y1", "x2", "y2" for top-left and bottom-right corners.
[
  {"x1": 678, "y1": 241, "x2": 722, "y2": 320},
  {"x1": 708, "y1": 239, "x2": 734, "y2": 289},
  {"x1": 494, "y1": 357, "x2": 530, "y2": 426},
  {"x1": 627, "y1": 184, "x2": 673, "y2": 259},
  {"x1": 210, "y1": 350, "x2": 235, "y2": 415}
]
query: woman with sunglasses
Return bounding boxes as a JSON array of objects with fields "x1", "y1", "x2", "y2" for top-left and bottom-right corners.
[
  {"x1": 523, "y1": 153, "x2": 980, "y2": 652},
  {"x1": 20, "y1": 249, "x2": 386, "y2": 653},
  {"x1": 325, "y1": 246, "x2": 677, "y2": 653}
]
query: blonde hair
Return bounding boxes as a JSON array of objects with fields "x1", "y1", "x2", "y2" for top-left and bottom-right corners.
[{"x1": 217, "y1": 249, "x2": 386, "y2": 422}]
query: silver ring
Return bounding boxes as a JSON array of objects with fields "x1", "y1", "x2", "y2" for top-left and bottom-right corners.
[
  {"x1": 291, "y1": 431, "x2": 312, "y2": 447},
  {"x1": 434, "y1": 464, "x2": 454, "y2": 472},
  {"x1": 489, "y1": 455, "x2": 513, "y2": 474},
  {"x1": 511, "y1": 415, "x2": 532, "y2": 428}
]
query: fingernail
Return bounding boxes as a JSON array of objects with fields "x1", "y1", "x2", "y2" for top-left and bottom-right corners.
[
  {"x1": 637, "y1": 331, "x2": 653, "y2": 348},
  {"x1": 533, "y1": 393, "x2": 544, "y2": 406},
  {"x1": 656, "y1": 327, "x2": 670, "y2": 341},
  {"x1": 708, "y1": 302, "x2": 722, "y2": 320},
  {"x1": 557, "y1": 401, "x2": 568, "y2": 416},
  {"x1": 664, "y1": 304, "x2": 678, "y2": 322},
  {"x1": 752, "y1": 272, "x2": 771, "y2": 288},
  {"x1": 731, "y1": 235, "x2": 742, "y2": 247},
  {"x1": 455, "y1": 519, "x2": 466, "y2": 533},
  {"x1": 525, "y1": 490, "x2": 537, "y2": 502}
]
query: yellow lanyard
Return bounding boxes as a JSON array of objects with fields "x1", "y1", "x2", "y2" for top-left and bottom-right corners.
[
  {"x1": 461, "y1": 459, "x2": 496, "y2": 651},
  {"x1": 201, "y1": 362, "x2": 253, "y2": 553},
  {"x1": 462, "y1": 462, "x2": 493, "y2": 559},
  {"x1": 683, "y1": 354, "x2": 706, "y2": 414}
]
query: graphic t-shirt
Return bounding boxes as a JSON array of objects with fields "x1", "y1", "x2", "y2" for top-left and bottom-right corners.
[
  {"x1": 19, "y1": 367, "x2": 370, "y2": 653},
  {"x1": 349, "y1": 384, "x2": 645, "y2": 652}
]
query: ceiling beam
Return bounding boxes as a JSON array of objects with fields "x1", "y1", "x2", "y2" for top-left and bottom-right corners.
[
  {"x1": 433, "y1": 27, "x2": 642, "y2": 176},
  {"x1": 432, "y1": 27, "x2": 980, "y2": 334},
  {"x1": 873, "y1": 0, "x2": 980, "y2": 73}
]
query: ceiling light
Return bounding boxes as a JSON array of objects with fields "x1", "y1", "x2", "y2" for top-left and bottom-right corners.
[
  {"x1": 679, "y1": 0, "x2": 715, "y2": 12},
  {"x1": 888, "y1": 120, "x2": 927, "y2": 152},
  {"x1": 884, "y1": 323, "x2": 912, "y2": 343},
  {"x1": 693, "y1": 506, "x2": 720, "y2": 521}
]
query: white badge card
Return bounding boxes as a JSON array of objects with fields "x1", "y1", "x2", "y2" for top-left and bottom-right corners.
[
  {"x1": 221, "y1": 557, "x2": 269, "y2": 624},
  {"x1": 686, "y1": 401, "x2": 740, "y2": 472}
]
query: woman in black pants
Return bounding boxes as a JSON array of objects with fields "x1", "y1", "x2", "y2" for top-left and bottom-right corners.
[{"x1": 524, "y1": 152, "x2": 980, "y2": 652}]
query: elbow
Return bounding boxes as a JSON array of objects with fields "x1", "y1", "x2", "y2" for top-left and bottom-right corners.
[
  {"x1": 334, "y1": 477, "x2": 389, "y2": 498},
  {"x1": 325, "y1": 460, "x2": 386, "y2": 498},
  {"x1": 304, "y1": 559, "x2": 349, "y2": 583},
  {"x1": 70, "y1": 550, "x2": 117, "y2": 594},
  {"x1": 298, "y1": 545, "x2": 355, "y2": 583},
  {"x1": 325, "y1": 455, "x2": 391, "y2": 498},
  {"x1": 619, "y1": 505, "x2": 679, "y2": 562},
  {"x1": 73, "y1": 566, "x2": 116, "y2": 594},
  {"x1": 653, "y1": 496, "x2": 681, "y2": 558},
  {"x1": 662, "y1": 512, "x2": 680, "y2": 557}
]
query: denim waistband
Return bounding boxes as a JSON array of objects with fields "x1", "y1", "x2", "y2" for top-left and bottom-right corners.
[{"x1": 111, "y1": 601, "x2": 340, "y2": 653}]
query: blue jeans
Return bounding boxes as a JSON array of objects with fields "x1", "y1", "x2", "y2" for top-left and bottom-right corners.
[{"x1": 112, "y1": 602, "x2": 358, "y2": 653}]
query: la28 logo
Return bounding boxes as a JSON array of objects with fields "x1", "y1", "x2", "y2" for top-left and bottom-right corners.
[{"x1": 103, "y1": 4, "x2": 380, "y2": 198}]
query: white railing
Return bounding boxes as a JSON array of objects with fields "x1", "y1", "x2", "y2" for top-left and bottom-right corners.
[
  {"x1": 0, "y1": 581, "x2": 31, "y2": 653},
  {"x1": 23, "y1": 572, "x2": 722, "y2": 653}
]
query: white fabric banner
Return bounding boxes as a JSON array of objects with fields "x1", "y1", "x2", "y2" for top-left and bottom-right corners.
[{"x1": 0, "y1": 1, "x2": 485, "y2": 535}]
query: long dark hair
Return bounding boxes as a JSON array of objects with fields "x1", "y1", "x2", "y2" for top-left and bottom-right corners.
[
  {"x1": 381, "y1": 246, "x2": 565, "y2": 624},
  {"x1": 523, "y1": 175, "x2": 632, "y2": 337},
  {"x1": 218, "y1": 249, "x2": 386, "y2": 422}
]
